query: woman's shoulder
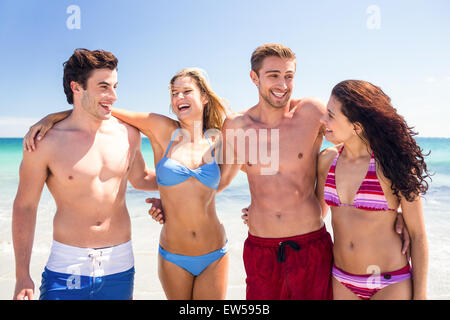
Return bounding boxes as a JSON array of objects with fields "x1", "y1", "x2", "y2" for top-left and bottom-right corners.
[
  {"x1": 318, "y1": 144, "x2": 341, "y2": 173},
  {"x1": 319, "y1": 144, "x2": 340, "y2": 160}
]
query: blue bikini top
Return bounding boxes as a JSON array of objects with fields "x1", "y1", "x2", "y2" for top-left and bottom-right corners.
[{"x1": 155, "y1": 127, "x2": 221, "y2": 190}]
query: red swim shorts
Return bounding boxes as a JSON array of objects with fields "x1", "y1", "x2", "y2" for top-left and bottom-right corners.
[{"x1": 243, "y1": 225, "x2": 333, "y2": 300}]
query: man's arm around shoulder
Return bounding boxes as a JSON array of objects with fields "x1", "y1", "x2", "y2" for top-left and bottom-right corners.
[
  {"x1": 127, "y1": 128, "x2": 158, "y2": 191},
  {"x1": 217, "y1": 114, "x2": 246, "y2": 193}
]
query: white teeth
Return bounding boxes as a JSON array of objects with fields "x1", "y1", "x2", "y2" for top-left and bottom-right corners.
[
  {"x1": 178, "y1": 104, "x2": 190, "y2": 110},
  {"x1": 272, "y1": 91, "x2": 285, "y2": 98}
]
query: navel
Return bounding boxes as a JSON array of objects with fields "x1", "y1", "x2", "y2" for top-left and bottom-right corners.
[
  {"x1": 68, "y1": 175, "x2": 74, "y2": 180},
  {"x1": 297, "y1": 152, "x2": 303, "y2": 159}
]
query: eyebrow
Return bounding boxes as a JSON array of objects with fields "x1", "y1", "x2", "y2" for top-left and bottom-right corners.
[
  {"x1": 97, "y1": 81, "x2": 118, "y2": 86},
  {"x1": 264, "y1": 70, "x2": 295, "y2": 74},
  {"x1": 171, "y1": 86, "x2": 193, "y2": 91},
  {"x1": 264, "y1": 70, "x2": 281, "y2": 74}
]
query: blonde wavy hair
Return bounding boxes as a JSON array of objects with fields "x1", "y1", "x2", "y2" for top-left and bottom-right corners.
[{"x1": 169, "y1": 68, "x2": 230, "y2": 131}]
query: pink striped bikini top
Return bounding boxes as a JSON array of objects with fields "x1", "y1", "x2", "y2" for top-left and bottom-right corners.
[{"x1": 324, "y1": 146, "x2": 396, "y2": 212}]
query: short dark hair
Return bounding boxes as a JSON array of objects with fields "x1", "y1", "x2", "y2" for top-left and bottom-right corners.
[
  {"x1": 63, "y1": 48, "x2": 118, "y2": 104},
  {"x1": 251, "y1": 43, "x2": 296, "y2": 75}
]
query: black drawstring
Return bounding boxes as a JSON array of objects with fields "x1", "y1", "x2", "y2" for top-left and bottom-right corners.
[{"x1": 277, "y1": 240, "x2": 301, "y2": 262}]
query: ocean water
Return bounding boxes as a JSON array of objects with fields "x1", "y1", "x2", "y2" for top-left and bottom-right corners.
[{"x1": 0, "y1": 137, "x2": 449, "y2": 299}]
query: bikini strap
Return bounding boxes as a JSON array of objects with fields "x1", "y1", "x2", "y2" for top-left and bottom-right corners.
[
  {"x1": 330, "y1": 145, "x2": 344, "y2": 168},
  {"x1": 368, "y1": 151, "x2": 378, "y2": 174},
  {"x1": 204, "y1": 131, "x2": 217, "y2": 161},
  {"x1": 163, "y1": 127, "x2": 180, "y2": 157}
]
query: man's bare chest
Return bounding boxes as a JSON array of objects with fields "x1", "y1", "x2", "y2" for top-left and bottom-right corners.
[
  {"x1": 237, "y1": 122, "x2": 319, "y2": 175},
  {"x1": 47, "y1": 133, "x2": 135, "y2": 184}
]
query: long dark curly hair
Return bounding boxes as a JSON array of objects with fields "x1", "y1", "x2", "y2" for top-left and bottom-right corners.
[{"x1": 331, "y1": 80, "x2": 431, "y2": 201}]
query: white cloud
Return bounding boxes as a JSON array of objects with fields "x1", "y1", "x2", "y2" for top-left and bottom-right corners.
[{"x1": 0, "y1": 117, "x2": 39, "y2": 137}]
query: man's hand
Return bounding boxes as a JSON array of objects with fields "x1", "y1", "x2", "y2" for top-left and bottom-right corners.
[
  {"x1": 146, "y1": 198, "x2": 164, "y2": 224},
  {"x1": 13, "y1": 277, "x2": 34, "y2": 300},
  {"x1": 241, "y1": 206, "x2": 249, "y2": 225},
  {"x1": 395, "y1": 212, "x2": 411, "y2": 261}
]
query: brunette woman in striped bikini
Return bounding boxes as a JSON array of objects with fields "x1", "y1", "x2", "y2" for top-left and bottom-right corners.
[{"x1": 316, "y1": 80, "x2": 430, "y2": 300}]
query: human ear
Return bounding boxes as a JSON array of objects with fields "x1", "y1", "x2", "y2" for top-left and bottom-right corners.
[
  {"x1": 201, "y1": 93, "x2": 209, "y2": 106},
  {"x1": 353, "y1": 122, "x2": 363, "y2": 135},
  {"x1": 70, "y1": 81, "x2": 82, "y2": 94},
  {"x1": 250, "y1": 70, "x2": 259, "y2": 87}
]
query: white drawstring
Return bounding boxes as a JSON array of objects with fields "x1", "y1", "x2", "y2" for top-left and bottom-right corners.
[{"x1": 88, "y1": 249, "x2": 110, "y2": 278}]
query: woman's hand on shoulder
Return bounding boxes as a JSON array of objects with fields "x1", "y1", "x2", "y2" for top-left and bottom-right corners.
[{"x1": 23, "y1": 110, "x2": 72, "y2": 152}]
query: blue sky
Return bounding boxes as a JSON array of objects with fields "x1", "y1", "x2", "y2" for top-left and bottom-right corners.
[{"x1": 0, "y1": 0, "x2": 449, "y2": 137}]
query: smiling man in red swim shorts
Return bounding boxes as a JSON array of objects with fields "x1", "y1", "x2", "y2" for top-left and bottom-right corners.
[{"x1": 218, "y1": 44, "x2": 333, "y2": 299}]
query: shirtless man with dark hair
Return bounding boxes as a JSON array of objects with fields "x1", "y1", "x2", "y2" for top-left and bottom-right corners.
[{"x1": 13, "y1": 49, "x2": 158, "y2": 300}]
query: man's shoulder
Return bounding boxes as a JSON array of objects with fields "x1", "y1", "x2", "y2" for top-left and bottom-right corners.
[
  {"x1": 295, "y1": 97, "x2": 327, "y2": 115},
  {"x1": 109, "y1": 117, "x2": 140, "y2": 137},
  {"x1": 223, "y1": 108, "x2": 253, "y2": 129},
  {"x1": 36, "y1": 122, "x2": 69, "y2": 148},
  {"x1": 23, "y1": 127, "x2": 62, "y2": 162}
]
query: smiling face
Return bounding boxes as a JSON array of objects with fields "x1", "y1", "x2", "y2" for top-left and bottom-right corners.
[
  {"x1": 251, "y1": 56, "x2": 295, "y2": 109},
  {"x1": 321, "y1": 95, "x2": 358, "y2": 143},
  {"x1": 73, "y1": 68, "x2": 118, "y2": 121},
  {"x1": 170, "y1": 76, "x2": 208, "y2": 122}
]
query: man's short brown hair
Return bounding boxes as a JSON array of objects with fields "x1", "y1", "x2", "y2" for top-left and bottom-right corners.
[
  {"x1": 250, "y1": 43, "x2": 296, "y2": 75},
  {"x1": 63, "y1": 48, "x2": 118, "y2": 104}
]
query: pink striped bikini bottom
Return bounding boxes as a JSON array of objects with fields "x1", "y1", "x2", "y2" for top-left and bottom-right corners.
[{"x1": 332, "y1": 264, "x2": 412, "y2": 300}]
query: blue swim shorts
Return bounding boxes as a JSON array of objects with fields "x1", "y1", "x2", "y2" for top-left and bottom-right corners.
[
  {"x1": 39, "y1": 240, "x2": 135, "y2": 300},
  {"x1": 39, "y1": 266, "x2": 135, "y2": 300}
]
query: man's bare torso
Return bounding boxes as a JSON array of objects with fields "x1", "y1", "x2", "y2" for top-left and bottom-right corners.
[
  {"x1": 39, "y1": 117, "x2": 140, "y2": 247},
  {"x1": 227, "y1": 98, "x2": 326, "y2": 237}
]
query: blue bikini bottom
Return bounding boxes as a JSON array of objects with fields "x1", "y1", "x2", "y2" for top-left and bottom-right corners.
[{"x1": 158, "y1": 242, "x2": 228, "y2": 276}]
